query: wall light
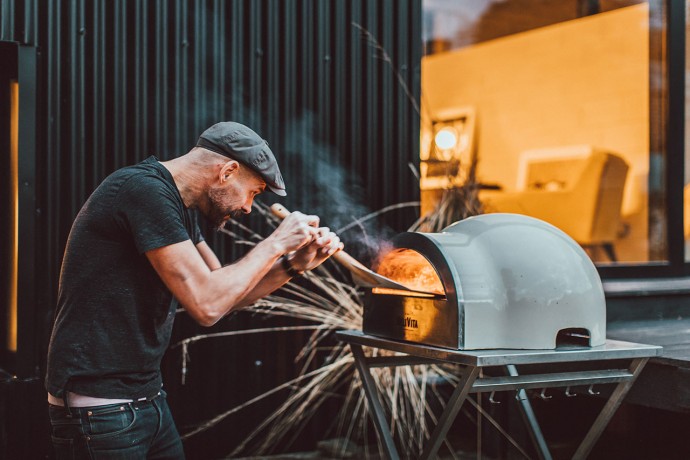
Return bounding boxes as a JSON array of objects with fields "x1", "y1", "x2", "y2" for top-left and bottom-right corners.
[
  {"x1": 434, "y1": 126, "x2": 458, "y2": 150},
  {"x1": 8, "y1": 79, "x2": 18, "y2": 353},
  {"x1": 421, "y1": 106, "x2": 476, "y2": 191}
]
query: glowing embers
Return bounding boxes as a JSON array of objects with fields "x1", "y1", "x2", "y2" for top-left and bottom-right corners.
[{"x1": 373, "y1": 248, "x2": 444, "y2": 296}]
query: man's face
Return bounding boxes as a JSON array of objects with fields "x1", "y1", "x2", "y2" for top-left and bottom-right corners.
[{"x1": 205, "y1": 165, "x2": 266, "y2": 230}]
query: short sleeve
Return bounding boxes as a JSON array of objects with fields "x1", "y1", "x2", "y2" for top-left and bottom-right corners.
[
  {"x1": 189, "y1": 210, "x2": 205, "y2": 245},
  {"x1": 113, "y1": 174, "x2": 192, "y2": 253}
]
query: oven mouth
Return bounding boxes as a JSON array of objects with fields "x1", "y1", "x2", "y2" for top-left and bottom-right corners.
[{"x1": 373, "y1": 246, "x2": 446, "y2": 298}]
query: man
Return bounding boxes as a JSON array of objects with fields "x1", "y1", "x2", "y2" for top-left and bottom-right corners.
[{"x1": 45, "y1": 121, "x2": 342, "y2": 459}]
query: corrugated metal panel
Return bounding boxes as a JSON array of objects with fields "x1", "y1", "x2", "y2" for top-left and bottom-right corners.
[
  {"x1": 2, "y1": 0, "x2": 422, "y2": 287},
  {"x1": 1, "y1": 0, "x2": 421, "y2": 455}
]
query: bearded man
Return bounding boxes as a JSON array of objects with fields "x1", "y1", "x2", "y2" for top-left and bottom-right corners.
[{"x1": 45, "y1": 121, "x2": 342, "y2": 459}]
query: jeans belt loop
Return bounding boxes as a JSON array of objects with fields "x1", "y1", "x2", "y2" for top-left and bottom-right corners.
[{"x1": 133, "y1": 391, "x2": 161, "y2": 407}]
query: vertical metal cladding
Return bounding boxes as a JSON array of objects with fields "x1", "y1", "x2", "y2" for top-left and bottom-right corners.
[
  {"x1": 1, "y1": 0, "x2": 421, "y2": 453},
  {"x1": 0, "y1": 0, "x2": 421, "y2": 293}
]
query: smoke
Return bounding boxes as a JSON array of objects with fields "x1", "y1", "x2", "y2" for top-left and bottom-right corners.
[
  {"x1": 192, "y1": 102, "x2": 409, "y2": 264},
  {"x1": 187, "y1": 89, "x2": 365, "y2": 230},
  {"x1": 182, "y1": 5, "x2": 420, "y2": 265},
  {"x1": 274, "y1": 113, "x2": 405, "y2": 264}
]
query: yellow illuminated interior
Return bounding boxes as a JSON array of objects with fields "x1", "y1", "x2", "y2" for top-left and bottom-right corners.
[
  {"x1": 8, "y1": 79, "x2": 18, "y2": 352},
  {"x1": 421, "y1": 3, "x2": 651, "y2": 263}
]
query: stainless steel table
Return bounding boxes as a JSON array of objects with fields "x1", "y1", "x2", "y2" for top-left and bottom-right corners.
[{"x1": 337, "y1": 330, "x2": 662, "y2": 460}]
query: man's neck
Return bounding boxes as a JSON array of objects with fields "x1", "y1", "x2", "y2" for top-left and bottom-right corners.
[{"x1": 159, "y1": 157, "x2": 204, "y2": 209}]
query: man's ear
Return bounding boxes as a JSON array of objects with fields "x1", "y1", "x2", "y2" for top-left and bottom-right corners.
[{"x1": 219, "y1": 160, "x2": 240, "y2": 183}]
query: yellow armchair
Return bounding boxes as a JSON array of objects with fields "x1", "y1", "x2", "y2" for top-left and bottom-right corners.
[{"x1": 480, "y1": 147, "x2": 629, "y2": 261}]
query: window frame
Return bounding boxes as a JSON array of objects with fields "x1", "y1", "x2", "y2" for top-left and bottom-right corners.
[{"x1": 598, "y1": 0, "x2": 685, "y2": 280}]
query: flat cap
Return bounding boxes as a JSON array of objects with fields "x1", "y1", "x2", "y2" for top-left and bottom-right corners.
[{"x1": 196, "y1": 122, "x2": 286, "y2": 196}]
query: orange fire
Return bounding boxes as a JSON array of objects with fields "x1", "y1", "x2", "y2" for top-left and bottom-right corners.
[{"x1": 373, "y1": 249, "x2": 444, "y2": 296}]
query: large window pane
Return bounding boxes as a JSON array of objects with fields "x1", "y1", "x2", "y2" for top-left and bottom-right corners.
[{"x1": 421, "y1": 0, "x2": 666, "y2": 266}]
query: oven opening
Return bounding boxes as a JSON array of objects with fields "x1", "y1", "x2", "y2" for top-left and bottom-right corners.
[
  {"x1": 372, "y1": 248, "x2": 445, "y2": 297},
  {"x1": 555, "y1": 328, "x2": 591, "y2": 347}
]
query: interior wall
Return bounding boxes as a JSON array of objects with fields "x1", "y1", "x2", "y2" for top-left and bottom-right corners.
[{"x1": 422, "y1": 3, "x2": 650, "y2": 262}]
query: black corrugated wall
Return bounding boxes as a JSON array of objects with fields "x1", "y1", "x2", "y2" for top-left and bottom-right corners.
[{"x1": 1, "y1": 0, "x2": 421, "y2": 457}]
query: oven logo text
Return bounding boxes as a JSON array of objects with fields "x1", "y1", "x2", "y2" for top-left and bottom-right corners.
[{"x1": 403, "y1": 316, "x2": 418, "y2": 329}]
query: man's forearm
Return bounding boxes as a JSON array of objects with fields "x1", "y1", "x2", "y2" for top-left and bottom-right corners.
[
  {"x1": 234, "y1": 258, "x2": 292, "y2": 308},
  {"x1": 148, "y1": 211, "x2": 322, "y2": 326}
]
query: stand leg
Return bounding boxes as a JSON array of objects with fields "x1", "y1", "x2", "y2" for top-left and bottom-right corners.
[
  {"x1": 350, "y1": 343, "x2": 400, "y2": 460},
  {"x1": 572, "y1": 358, "x2": 649, "y2": 460},
  {"x1": 507, "y1": 365, "x2": 552, "y2": 460},
  {"x1": 421, "y1": 366, "x2": 481, "y2": 460}
]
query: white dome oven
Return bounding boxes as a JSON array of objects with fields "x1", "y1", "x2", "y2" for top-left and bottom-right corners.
[{"x1": 363, "y1": 213, "x2": 606, "y2": 349}]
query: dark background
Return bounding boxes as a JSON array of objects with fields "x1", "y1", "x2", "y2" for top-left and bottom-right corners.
[
  {"x1": 0, "y1": 0, "x2": 421, "y2": 458},
  {"x1": 3, "y1": 1, "x2": 690, "y2": 459}
]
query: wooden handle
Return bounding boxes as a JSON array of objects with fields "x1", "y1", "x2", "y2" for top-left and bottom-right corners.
[
  {"x1": 268, "y1": 204, "x2": 421, "y2": 291},
  {"x1": 269, "y1": 203, "x2": 359, "y2": 268},
  {"x1": 270, "y1": 203, "x2": 291, "y2": 220}
]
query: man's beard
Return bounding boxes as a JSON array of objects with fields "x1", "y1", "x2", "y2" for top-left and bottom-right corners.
[{"x1": 207, "y1": 188, "x2": 242, "y2": 230}]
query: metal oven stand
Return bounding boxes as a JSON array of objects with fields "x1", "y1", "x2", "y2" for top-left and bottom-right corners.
[{"x1": 337, "y1": 330, "x2": 661, "y2": 460}]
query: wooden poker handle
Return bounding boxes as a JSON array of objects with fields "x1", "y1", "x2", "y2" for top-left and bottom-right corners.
[
  {"x1": 269, "y1": 204, "x2": 363, "y2": 269},
  {"x1": 268, "y1": 203, "x2": 432, "y2": 293}
]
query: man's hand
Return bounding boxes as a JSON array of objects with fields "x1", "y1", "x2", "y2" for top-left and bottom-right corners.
[
  {"x1": 266, "y1": 211, "x2": 320, "y2": 254},
  {"x1": 289, "y1": 226, "x2": 343, "y2": 272}
]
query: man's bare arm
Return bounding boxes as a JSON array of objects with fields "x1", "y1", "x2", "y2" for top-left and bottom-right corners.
[
  {"x1": 234, "y1": 227, "x2": 342, "y2": 307},
  {"x1": 196, "y1": 240, "x2": 222, "y2": 270},
  {"x1": 147, "y1": 212, "x2": 318, "y2": 326}
]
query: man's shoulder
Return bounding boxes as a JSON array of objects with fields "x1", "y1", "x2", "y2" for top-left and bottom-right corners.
[
  {"x1": 110, "y1": 156, "x2": 163, "y2": 179},
  {"x1": 106, "y1": 157, "x2": 172, "y2": 193}
]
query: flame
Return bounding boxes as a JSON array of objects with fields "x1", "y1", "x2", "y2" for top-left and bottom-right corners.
[{"x1": 373, "y1": 249, "x2": 444, "y2": 296}]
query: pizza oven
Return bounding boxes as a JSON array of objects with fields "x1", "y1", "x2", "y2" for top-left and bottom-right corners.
[{"x1": 363, "y1": 213, "x2": 606, "y2": 350}]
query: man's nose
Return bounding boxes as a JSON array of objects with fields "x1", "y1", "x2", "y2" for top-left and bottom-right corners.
[{"x1": 242, "y1": 201, "x2": 252, "y2": 214}]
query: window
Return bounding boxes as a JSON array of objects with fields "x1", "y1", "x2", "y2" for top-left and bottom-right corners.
[{"x1": 421, "y1": 0, "x2": 676, "y2": 272}]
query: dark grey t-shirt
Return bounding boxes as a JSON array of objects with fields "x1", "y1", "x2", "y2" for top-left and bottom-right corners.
[{"x1": 46, "y1": 156, "x2": 203, "y2": 399}]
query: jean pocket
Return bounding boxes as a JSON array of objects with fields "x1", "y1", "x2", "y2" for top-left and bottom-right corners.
[
  {"x1": 85, "y1": 404, "x2": 137, "y2": 439},
  {"x1": 49, "y1": 407, "x2": 84, "y2": 441}
]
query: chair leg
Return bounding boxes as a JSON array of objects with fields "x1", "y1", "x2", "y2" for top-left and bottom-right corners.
[{"x1": 601, "y1": 243, "x2": 617, "y2": 262}]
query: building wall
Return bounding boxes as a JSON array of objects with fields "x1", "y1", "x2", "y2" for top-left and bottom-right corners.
[{"x1": 0, "y1": 0, "x2": 421, "y2": 457}]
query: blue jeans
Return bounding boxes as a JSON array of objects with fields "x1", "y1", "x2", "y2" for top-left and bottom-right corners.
[{"x1": 48, "y1": 392, "x2": 185, "y2": 459}]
